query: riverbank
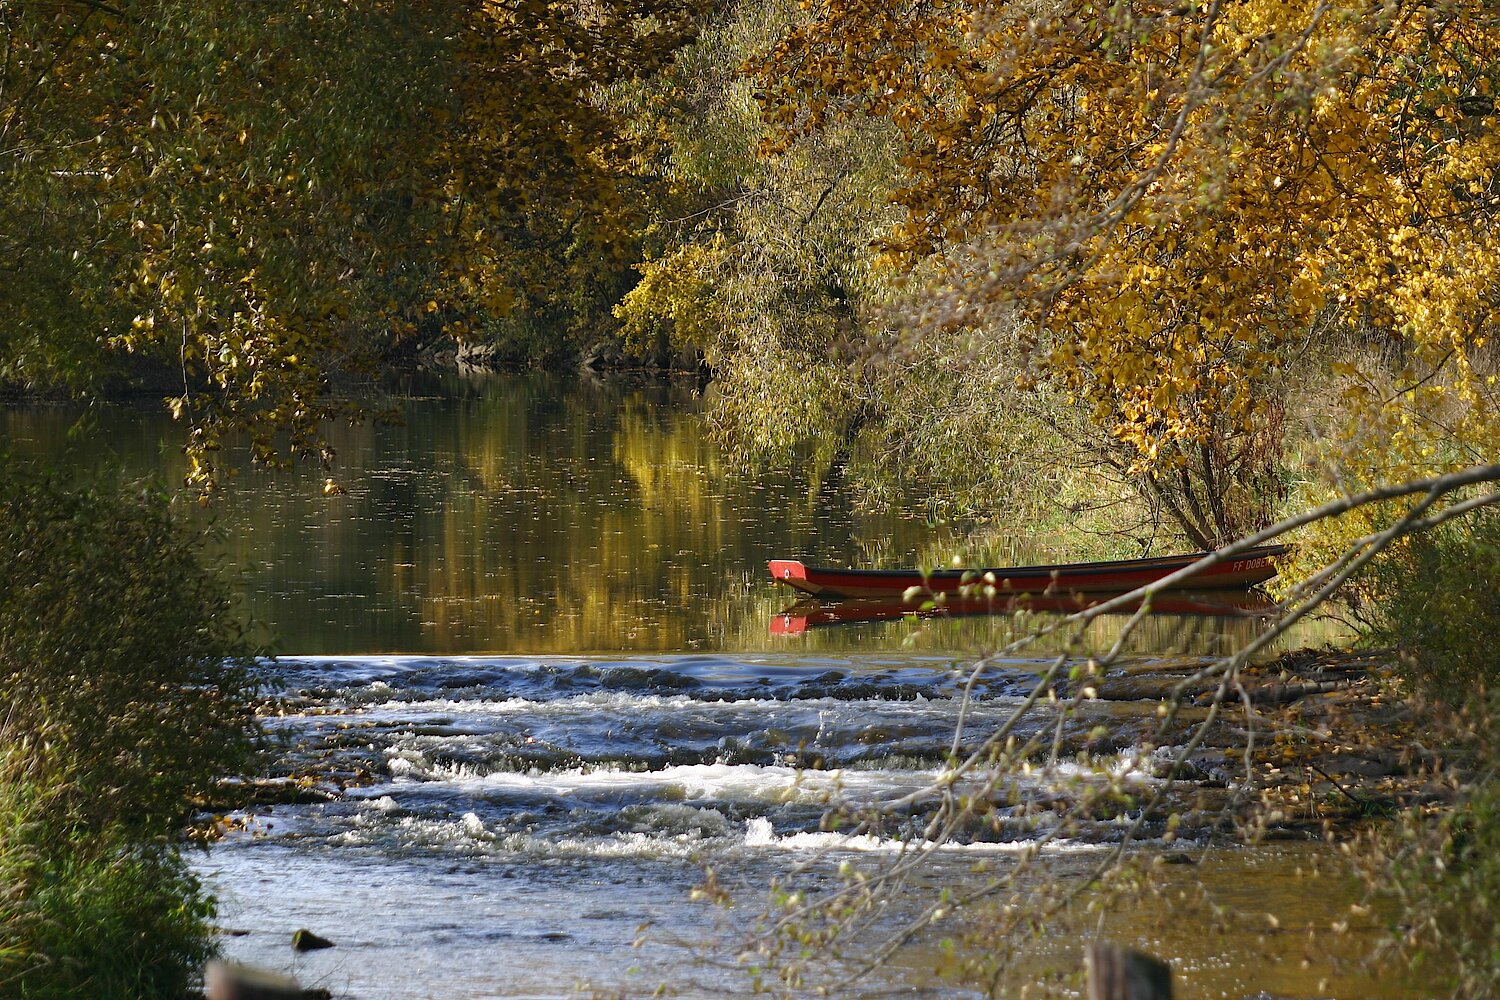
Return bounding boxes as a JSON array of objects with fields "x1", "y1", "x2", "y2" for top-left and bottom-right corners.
[{"x1": 1092, "y1": 647, "x2": 1443, "y2": 843}]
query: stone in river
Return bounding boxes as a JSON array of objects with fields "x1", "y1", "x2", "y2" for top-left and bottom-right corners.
[{"x1": 291, "y1": 928, "x2": 336, "y2": 952}]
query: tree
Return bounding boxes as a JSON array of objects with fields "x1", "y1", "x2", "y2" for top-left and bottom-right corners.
[
  {"x1": 748, "y1": 0, "x2": 1500, "y2": 544},
  {"x1": 1, "y1": 1, "x2": 454, "y2": 487},
  {"x1": 424, "y1": 0, "x2": 708, "y2": 365},
  {"x1": 0, "y1": 0, "x2": 706, "y2": 491}
]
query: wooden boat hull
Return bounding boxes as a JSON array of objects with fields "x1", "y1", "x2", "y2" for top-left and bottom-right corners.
[{"x1": 768, "y1": 546, "x2": 1285, "y2": 600}]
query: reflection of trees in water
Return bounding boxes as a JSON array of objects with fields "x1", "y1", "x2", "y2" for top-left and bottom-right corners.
[
  {"x1": 362, "y1": 377, "x2": 950, "y2": 652},
  {"x1": 2, "y1": 380, "x2": 1337, "y2": 655}
]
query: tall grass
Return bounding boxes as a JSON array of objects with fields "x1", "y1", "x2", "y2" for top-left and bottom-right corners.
[
  {"x1": 0, "y1": 780, "x2": 218, "y2": 998},
  {"x1": 0, "y1": 460, "x2": 259, "y2": 997}
]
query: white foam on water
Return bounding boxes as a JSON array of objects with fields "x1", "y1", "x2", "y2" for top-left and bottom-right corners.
[
  {"x1": 376, "y1": 757, "x2": 945, "y2": 806},
  {"x1": 1031, "y1": 754, "x2": 1159, "y2": 783},
  {"x1": 339, "y1": 810, "x2": 495, "y2": 847},
  {"x1": 346, "y1": 690, "x2": 986, "y2": 719},
  {"x1": 501, "y1": 830, "x2": 711, "y2": 861},
  {"x1": 375, "y1": 748, "x2": 1153, "y2": 812},
  {"x1": 333, "y1": 809, "x2": 731, "y2": 861},
  {"x1": 741, "y1": 817, "x2": 1102, "y2": 856},
  {"x1": 623, "y1": 802, "x2": 735, "y2": 837}
]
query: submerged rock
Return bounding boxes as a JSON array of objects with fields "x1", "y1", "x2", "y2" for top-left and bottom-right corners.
[{"x1": 291, "y1": 928, "x2": 336, "y2": 952}]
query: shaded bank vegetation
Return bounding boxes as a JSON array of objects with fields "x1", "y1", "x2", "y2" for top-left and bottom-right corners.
[
  {"x1": 0, "y1": 0, "x2": 705, "y2": 491},
  {"x1": 4, "y1": 0, "x2": 1500, "y2": 995},
  {"x1": 0, "y1": 460, "x2": 260, "y2": 996},
  {"x1": 1360, "y1": 510, "x2": 1500, "y2": 998}
]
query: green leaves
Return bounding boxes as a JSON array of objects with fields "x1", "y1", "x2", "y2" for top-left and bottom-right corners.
[
  {"x1": 1, "y1": 1, "x2": 709, "y2": 490},
  {"x1": 0, "y1": 460, "x2": 261, "y2": 836},
  {"x1": 0, "y1": 461, "x2": 258, "y2": 997}
]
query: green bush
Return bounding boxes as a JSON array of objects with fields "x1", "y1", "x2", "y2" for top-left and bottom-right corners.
[
  {"x1": 0, "y1": 798, "x2": 218, "y2": 1000},
  {"x1": 0, "y1": 460, "x2": 260, "y2": 996},
  {"x1": 1365, "y1": 509, "x2": 1500, "y2": 705},
  {"x1": 1378, "y1": 747, "x2": 1500, "y2": 1000},
  {"x1": 1362, "y1": 508, "x2": 1500, "y2": 997}
]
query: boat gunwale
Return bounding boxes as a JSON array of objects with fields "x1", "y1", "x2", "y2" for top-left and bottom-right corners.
[{"x1": 776, "y1": 544, "x2": 1287, "y2": 583}]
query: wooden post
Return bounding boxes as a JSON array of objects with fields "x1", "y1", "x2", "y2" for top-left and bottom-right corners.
[
  {"x1": 205, "y1": 962, "x2": 331, "y2": 1000},
  {"x1": 1086, "y1": 942, "x2": 1173, "y2": 1000}
]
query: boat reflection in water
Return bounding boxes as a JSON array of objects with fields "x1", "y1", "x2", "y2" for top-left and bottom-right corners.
[{"x1": 771, "y1": 590, "x2": 1277, "y2": 636}]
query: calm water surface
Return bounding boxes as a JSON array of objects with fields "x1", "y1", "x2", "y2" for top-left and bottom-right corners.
[{"x1": 3, "y1": 375, "x2": 1395, "y2": 999}]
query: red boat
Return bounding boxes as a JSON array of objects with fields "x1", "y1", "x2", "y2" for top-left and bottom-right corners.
[{"x1": 767, "y1": 546, "x2": 1285, "y2": 600}]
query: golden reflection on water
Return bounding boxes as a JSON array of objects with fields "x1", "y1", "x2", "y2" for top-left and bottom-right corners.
[
  {"x1": 1, "y1": 374, "x2": 1341, "y2": 656},
  {"x1": 868, "y1": 842, "x2": 1413, "y2": 1000}
]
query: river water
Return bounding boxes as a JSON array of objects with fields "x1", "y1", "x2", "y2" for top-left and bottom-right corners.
[{"x1": 2, "y1": 375, "x2": 1408, "y2": 999}]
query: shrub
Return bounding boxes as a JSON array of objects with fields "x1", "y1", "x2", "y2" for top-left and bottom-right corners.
[
  {"x1": 0, "y1": 460, "x2": 259, "y2": 996},
  {"x1": 1364, "y1": 509, "x2": 1500, "y2": 706},
  {"x1": 0, "y1": 788, "x2": 218, "y2": 1000},
  {"x1": 1361, "y1": 508, "x2": 1500, "y2": 997},
  {"x1": 1377, "y1": 743, "x2": 1500, "y2": 1000}
]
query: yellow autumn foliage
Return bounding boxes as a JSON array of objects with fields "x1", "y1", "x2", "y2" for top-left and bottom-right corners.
[
  {"x1": 749, "y1": 0, "x2": 1500, "y2": 543},
  {"x1": 615, "y1": 239, "x2": 730, "y2": 360}
]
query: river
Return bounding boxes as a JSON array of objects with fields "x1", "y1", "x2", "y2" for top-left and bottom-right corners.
[{"x1": 2, "y1": 374, "x2": 1409, "y2": 999}]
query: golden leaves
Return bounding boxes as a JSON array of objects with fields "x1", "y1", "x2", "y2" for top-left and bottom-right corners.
[{"x1": 751, "y1": 0, "x2": 1500, "y2": 501}]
